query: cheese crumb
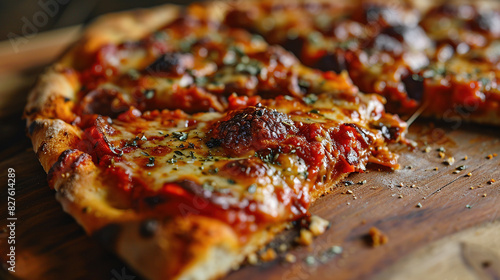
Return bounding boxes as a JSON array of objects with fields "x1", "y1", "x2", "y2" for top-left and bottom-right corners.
[
  {"x1": 443, "y1": 157, "x2": 455, "y2": 165},
  {"x1": 296, "y1": 229, "x2": 314, "y2": 245},
  {"x1": 309, "y1": 215, "x2": 330, "y2": 236},
  {"x1": 285, "y1": 253, "x2": 296, "y2": 263}
]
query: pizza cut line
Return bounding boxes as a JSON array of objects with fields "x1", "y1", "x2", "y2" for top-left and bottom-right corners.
[{"x1": 23, "y1": 0, "x2": 499, "y2": 279}]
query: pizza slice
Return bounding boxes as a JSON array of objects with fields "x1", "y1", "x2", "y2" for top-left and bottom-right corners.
[
  {"x1": 24, "y1": 4, "x2": 405, "y2": 280},
  {"x1": 223, "y1": 0, "x2": 500, "y2": 125}
]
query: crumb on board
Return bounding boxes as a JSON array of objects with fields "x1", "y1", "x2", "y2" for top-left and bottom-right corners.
[
  {"x1": 368, "y1": 227, "x2": 388, "y2": 247},
  {"x1": 488, "y1": 179, "x2": 496, "y2": 184},
  {"x1": 309, "y1": 215, "x2": 330, "y2": 236},
  {"x1": 465, "y1": 172, "x2": 472, "y2": 177},
  {"x1": 423, "y1": 146, "x2": 431, "y2": 153},
  {"x1": 416, "y1": 202, "x2": 423, "y2": 208},
  {"x1": 482, "y1": 193, "x2": 487, "y2": 197},
  {"x1": 463, "y1": 156, "x2": 468, "y2": 160},
  {"x1": 285, "y1": 253, "x2": 296, "y2": 263},
  {"x1": 259, "y1": 248, "x2": 277, "y2": 262},
  {"x1": 456, "y1": 165, "x2": 466, "y2": 170},
  {"x1": 470, "y1": 186, "x2": 475, "y2": 190},
  {"x1": 486, "y1": 154, "x2": 493, "y2": 159},
  {"x1": 443, "y1": 157, "x2": 455, "y2": 165},
  {"x1": 433, "y1": 167, "x2": 439, "y2": 171},
  {"x1": 296, "y1": 229, "x2": 314, "y2": 245},
  {"x1": 438, "y1": 151, "x2": 445, "y2": 159}
]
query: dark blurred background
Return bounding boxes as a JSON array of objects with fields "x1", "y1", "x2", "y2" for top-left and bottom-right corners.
[{"x1": 0, "y1": 0, "x2": 197, "y2": 41}]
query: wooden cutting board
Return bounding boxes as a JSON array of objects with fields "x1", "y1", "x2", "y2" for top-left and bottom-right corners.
[{"x1": 0, "y1": 27, "x2": 499, "y2": 280}]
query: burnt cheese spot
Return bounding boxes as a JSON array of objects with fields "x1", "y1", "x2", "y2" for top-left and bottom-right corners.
[
  {"x1": 145, "y1": 52, "x2": 193, "y2": 76},
  {"x1": 206, "y1": 105, "x2": 297, "y2": 155}
]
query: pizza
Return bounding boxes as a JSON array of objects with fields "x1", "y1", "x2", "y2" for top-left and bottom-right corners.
[
  {"x1": 23, "y1": 0, "x2": 499, "y2": 279},
  {"x1": 24, "y1": 3, "x2": 405, "y2": 280},
  {"x1": 224, "y1": 0, "x2": 500, "y2": 124}
]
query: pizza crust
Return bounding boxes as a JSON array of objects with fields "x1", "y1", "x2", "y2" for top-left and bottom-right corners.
[{"x1": 104, "y1": 216, "x2": 287, "y2": 280}]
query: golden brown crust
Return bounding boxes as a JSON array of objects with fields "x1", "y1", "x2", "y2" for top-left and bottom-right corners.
[
  {"x1": 108, "y1": 216, "x2": 285, "y2": 280},
  {"x1": 28, "y1": 118, "x2": 81, "y2": 172}
]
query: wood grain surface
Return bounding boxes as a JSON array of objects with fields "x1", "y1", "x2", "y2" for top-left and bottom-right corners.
[{"x1": 0, "y1": 27, "x2": 499, "y2": 280}]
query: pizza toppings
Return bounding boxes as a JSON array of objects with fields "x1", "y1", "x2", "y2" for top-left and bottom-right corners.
[{"x1": 206, "y1": 105, "x2": 297, "y2": 155}]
